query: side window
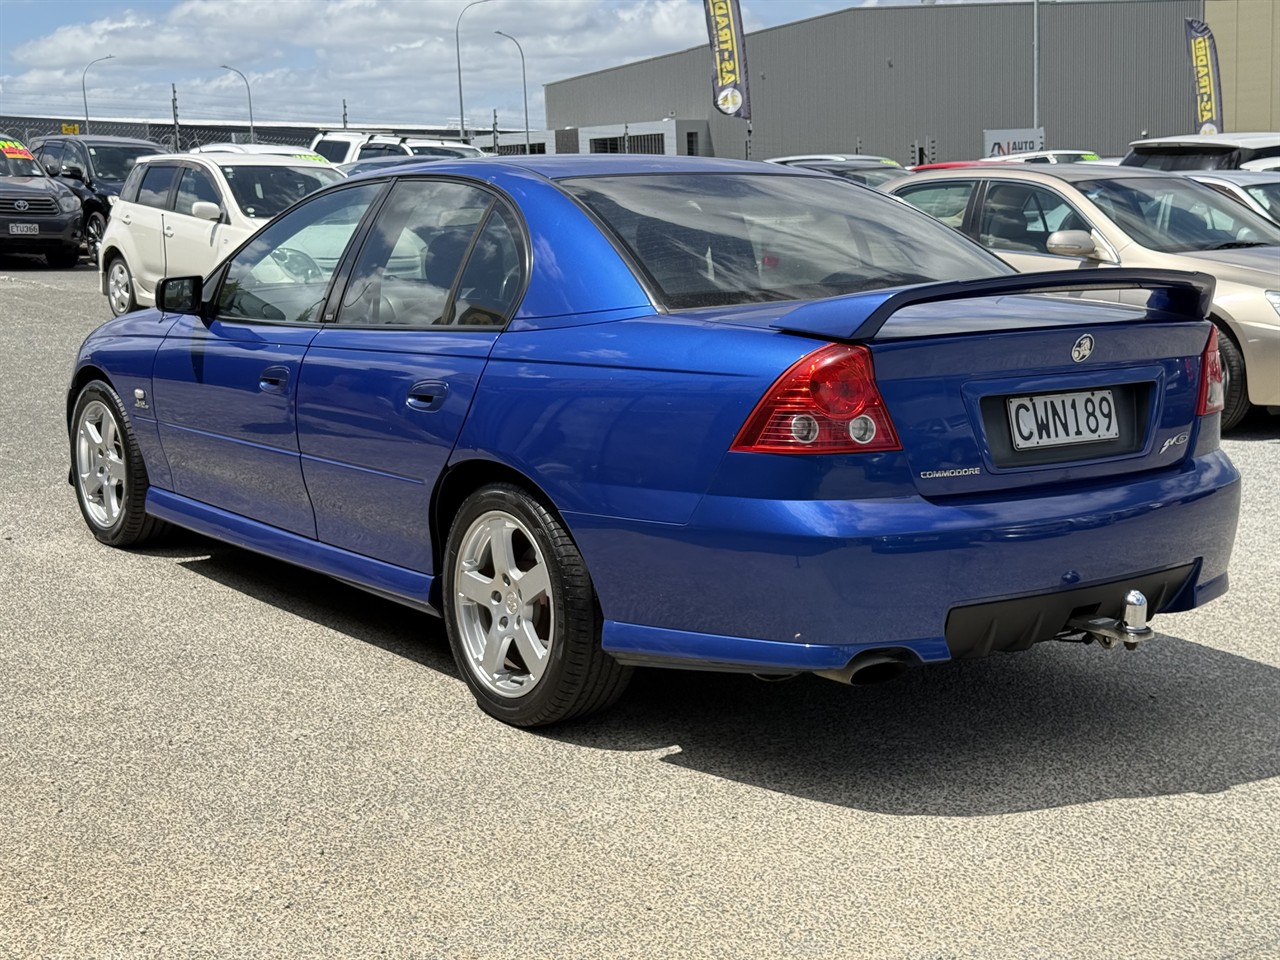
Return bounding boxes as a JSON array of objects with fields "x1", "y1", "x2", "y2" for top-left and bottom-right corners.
[
  {"x1": 336, "y1": 178, "x2": 509, "y2": 327},
  {"x1": 453, "y1": 205, "x2": 524, "y2": 326},
  {"x1": 1020, "y1": 186, "x2": 1088, "y2": 246},
  {"x1": 175, "y1": 167, "x2": 223, "y2": 217},
  {"x1": 37, "y1": 142, "x2": 64, "y2": 176},
  {"x1": 312, "y1": 138, "x2": 349, "y2": 163},
  {"x1": 357, "y1": 143, "x2": 402, "y2": 160},
  {"x1": 64, "y1": 141, "x2": 89, "y2": 174},
  {"x1": 216, "y1": 182, "x2": 383, "y2": 325},
  {"x1": 136, "y1": 164, "x2": 179, "y2": 209},
  {"x1": 894, "y1": 182, "x2": 973, "y2": 228},
  {"x1": 119, "y1": 164, "x2": 145, "y2": 203},
  {"x1": 977, "y1": 183, "x2": 1040, "y2": 252}
]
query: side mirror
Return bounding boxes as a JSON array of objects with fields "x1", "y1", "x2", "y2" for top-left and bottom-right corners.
[
  {"x1": 43, "y1": 162, "x2": 60, "y2": 177},
  {"x1": 156, "y1": 276, "x2": 204, "y2": 315},
  {"x1": 62, "y1": 164, "x2": 86, "y2": 182},
  {"x1": 190, "y1": 200, "x2": 222, "y2": 222},
  {"x1": 1045, "y1": 229, "x2": 1096, "y2": 258}
]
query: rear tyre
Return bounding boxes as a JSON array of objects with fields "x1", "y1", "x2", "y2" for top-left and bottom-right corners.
[
  {"x1": 1216, "y1": 325, "x2": 1248, "y2": 431},
  {"x1": 442, "y1": 483, "x2": 632, "y2": 727},
  {"x1": 106, "y1": 256, "x2": 136, "y2": 317},
  {"x1": 71, "y1": 380, "x2": 167, "y2": 547}
]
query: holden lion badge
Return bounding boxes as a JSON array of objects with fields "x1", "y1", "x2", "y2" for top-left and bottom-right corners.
[{"x1": 1071, "y1": 334, "x2": 1095, "y2": 363}]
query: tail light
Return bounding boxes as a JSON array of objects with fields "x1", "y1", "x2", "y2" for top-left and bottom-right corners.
[
  {"x1": 1197, "y1": 325, "x2": 1225, "y2": 416},
  {"x1": 732, "y1": 343, "x2": 901, "y2": 454}
]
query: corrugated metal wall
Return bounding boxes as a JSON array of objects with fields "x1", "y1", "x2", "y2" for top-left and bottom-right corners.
[{"x1": 546, "y1": 0, "x2": 1204, "y2": 162}]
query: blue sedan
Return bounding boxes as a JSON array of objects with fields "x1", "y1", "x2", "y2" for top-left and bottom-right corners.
[{"x1": 67, "y1": 156, "x2": 1240, "y2": 726}]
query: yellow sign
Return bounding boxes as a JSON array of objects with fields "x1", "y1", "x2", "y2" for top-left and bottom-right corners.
[{"x1": 61, "y1": 123, "x2": 81, "y2": 135}]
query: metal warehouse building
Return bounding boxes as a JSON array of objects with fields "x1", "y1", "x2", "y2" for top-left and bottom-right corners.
[{"x1": 521, "y1": 0, "x2": 1279, "y2": 162}]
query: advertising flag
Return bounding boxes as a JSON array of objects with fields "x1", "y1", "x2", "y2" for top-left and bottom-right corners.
[
  {"x1": 704, "y1": 0, "x2": 751, "y2": 120},
  {"x1": 1184, "y1": 19, "x2": 1224, "y2": 135}
]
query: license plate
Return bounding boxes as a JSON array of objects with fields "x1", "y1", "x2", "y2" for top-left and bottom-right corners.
[
  {"x1": 8, "y1": 223, "x2": 38, "y2": 235},
  {"x1": 1007, "y1": 389, "x2": 1119, "y2": 450}
]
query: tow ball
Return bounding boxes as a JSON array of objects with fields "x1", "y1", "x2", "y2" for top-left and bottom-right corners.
[{"x1": 1064, "y1": 590, "x2": 1155, "y2": 651}]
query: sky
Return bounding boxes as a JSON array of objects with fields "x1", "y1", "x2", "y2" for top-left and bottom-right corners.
[{"x1": 0, "y1": 0, "x2": 1019, "y2": 134}]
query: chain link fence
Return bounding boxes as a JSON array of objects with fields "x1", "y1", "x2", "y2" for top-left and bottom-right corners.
[{"x1": 2, "y1": 116, "x2": 323, "y2": 152}]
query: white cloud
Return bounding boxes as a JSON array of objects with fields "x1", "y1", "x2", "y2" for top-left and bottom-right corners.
[{"x1": 0, "y1": 0, "x2": 845, "y2": 131}]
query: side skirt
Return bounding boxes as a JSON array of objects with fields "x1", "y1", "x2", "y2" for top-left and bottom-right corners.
[{"x1": 145, "y1": 488, "x2": 438, "y2": 615}]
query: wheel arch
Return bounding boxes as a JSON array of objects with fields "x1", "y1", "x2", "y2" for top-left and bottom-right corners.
[
  {"x1": 429, "y1": 458, "x2": 567, "y2": 608},
  {"x1": 65, "y1": 365, "x2": 114, "y2": 483}
]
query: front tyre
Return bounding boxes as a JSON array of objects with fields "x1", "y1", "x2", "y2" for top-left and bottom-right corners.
[
  {"x1": 443, "y1": 484, "x2": 632, "y2": 727},
  {"x1": 72, "y1": 380, "x2": 167, "y2": 547}
]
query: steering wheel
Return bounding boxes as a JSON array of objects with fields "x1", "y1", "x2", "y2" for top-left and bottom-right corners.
[{"x1": 270, "y1": 247, "x2": 322, "y2": 282}]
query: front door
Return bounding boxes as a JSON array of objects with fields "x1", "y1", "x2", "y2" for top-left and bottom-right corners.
[{"x1": 150, "y1": 181, "x2": 386, "y2": 536}]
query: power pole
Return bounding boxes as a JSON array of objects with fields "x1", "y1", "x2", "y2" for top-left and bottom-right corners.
[
  {"x1": 171, "y1": 84, "x2": 180, "y2": 151},
  {"x1": 342, "y1": 99, "x2": 348, "y2": 128},
  {"x1": 492, "y1": 109, "x2": 498, "y2": 153}
]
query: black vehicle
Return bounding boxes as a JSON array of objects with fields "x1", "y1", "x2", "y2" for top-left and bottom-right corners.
[
  {"x1": 0, "y1": 138, "x2": 83, "y2": 267},
  {"x1": 27, "y1": 134, "x2": 164, "y2": 261}
]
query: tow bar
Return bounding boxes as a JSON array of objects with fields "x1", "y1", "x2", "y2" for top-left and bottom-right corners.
[{"x1": 1064, "y1": 590, "x2": 1155, "y2": 651}]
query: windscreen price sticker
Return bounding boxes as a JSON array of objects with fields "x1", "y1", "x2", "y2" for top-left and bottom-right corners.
[
  {"x1": 1008, "y1": 389, "x2": 1119, "y2": 450},
  {"x1": 0, "y1": 140, "x2": 34, "y2": 160}
]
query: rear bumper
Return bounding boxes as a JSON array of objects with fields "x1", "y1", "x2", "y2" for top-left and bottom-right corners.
[{"x1": 571, "y1": 450, "x2": 1241, "y2": 671}]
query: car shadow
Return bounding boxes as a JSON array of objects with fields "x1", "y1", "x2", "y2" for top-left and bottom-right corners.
[
  {"x1": 1225, "y1": 407, "x2": 1280, "y2": 440},
  {"x1": 153, "y1": 531, "x2": 1280, "y2": 817},
  {"x1": 161, "y1": 533, "x2": 456, "y2": 677},
  {"x1": 542, "y1": 639, "x2": 1280, "y2": 816}
]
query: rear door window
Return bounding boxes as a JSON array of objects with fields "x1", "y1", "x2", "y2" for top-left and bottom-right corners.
[{"x1": 893, "y1": 181, "x2": 975, "y2": 228}]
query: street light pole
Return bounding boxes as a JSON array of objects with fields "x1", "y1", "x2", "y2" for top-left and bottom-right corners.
[
  {"x1": 81, "y1": 55, "x2": 115, "y2": 135},
  {"x1": 455, "y1": 0, "x2": 498, "y2": 144},
  {"x1": 494, "y1": 31, "x2": 529, "y2": 154},
  {"x1": 220, "y1": 64, "x2": 255, "y2": 144}
]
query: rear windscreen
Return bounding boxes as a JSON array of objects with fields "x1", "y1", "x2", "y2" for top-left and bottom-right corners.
[{"x1": 560, "y1": 173, "x2": 1009, "y2": 310}]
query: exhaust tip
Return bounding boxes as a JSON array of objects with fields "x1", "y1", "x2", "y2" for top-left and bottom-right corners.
[{"x1": 814, "y1": 651, "x2": 914, "y2": 686}]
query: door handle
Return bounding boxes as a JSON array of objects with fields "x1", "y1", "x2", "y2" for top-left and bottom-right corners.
[
  {"x1": 120, "y1": 214, "x2": 132, "y2": 225},
  {"x1": 163, "y1": 226, "x2": 174, "y2": 237},
  {"x1": 406, "y1": 380, "x2": 448, "y2": 412},
  {"x1": 259, "y1": 365, "x2": 291, "y2": 394}
]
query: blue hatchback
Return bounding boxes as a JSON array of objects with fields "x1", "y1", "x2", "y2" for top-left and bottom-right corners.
[{"x1": 67, "y1": 156, "x2": 1240, "y2": 726}]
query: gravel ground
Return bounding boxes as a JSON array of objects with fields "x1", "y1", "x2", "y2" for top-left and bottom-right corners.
[{"x1": 2, "y1": 257, "x2": 1278, "y2": 960}]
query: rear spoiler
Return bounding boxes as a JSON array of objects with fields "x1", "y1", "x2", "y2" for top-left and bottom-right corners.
[{"x1": 769, "y1": 269, "x2": 1216, "y2": 341}]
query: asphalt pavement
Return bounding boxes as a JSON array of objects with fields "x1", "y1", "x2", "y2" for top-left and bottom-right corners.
[{"x1": 2, "y1": 256, "x2": 1278, "y2": 960}]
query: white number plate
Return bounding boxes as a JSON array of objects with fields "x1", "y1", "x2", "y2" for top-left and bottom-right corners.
[
  {"x1": 8, "y1": 223, "x2": 38, "y2": 235},
  {"x1": 1007, "y1": 389, "x2": 1119, "y2": 450}
]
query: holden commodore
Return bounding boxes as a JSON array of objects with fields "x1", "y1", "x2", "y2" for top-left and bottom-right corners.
[{"x1": 66, "y1": 156, "x2": 1240, "y2": 727}]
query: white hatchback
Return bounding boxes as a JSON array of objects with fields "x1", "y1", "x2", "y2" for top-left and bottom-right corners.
[{"x1": 99, "y1": 153, "x2": 343, "y2": 316}]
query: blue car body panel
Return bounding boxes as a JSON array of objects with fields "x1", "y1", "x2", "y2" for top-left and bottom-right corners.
[{"x1": 68, "y1": 156, "x2": 1242, "y2": 680}]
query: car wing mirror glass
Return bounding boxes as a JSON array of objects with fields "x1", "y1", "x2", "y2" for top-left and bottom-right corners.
[
  {"x1": 1046, "y1": 229, "x2": 1096, "y2": 258},
  {"x1": 156, "y1": 276, "x2": 204, "y2": 316},
  {"x1": 191, "y1": 200, "x2": 222, "y2": 222}
]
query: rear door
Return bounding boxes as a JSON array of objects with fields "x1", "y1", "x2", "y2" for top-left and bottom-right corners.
[
  {"x1": 117, "y1": 161, "x2": 179, "y2": 300},
  {"x1": 296, "y1": 177, "x2": 526, "y2": 572},
  {"x1": 150, "y1": 181, "x2": 385, "y2": 536}
]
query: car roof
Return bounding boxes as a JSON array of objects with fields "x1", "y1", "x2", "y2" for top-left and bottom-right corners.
[
  {"x1": 138, "y1": 152, "x2": 334, "y2": 168},
  {"x1": 443, "y1": 154, "x2": 825, "y2": 180},
  {"x1": 890, "y1": 163, "x2": 1181, "y2": 185},
  {"x1": 36, "y1": 134, "x2": 163, "y2": 148},
  {"x1": 766, "y1": 154, "x2": 898, "y2": 165},
  {"x1": 1128, "y1": 132, "x2": 1280, "y2": 149}
]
